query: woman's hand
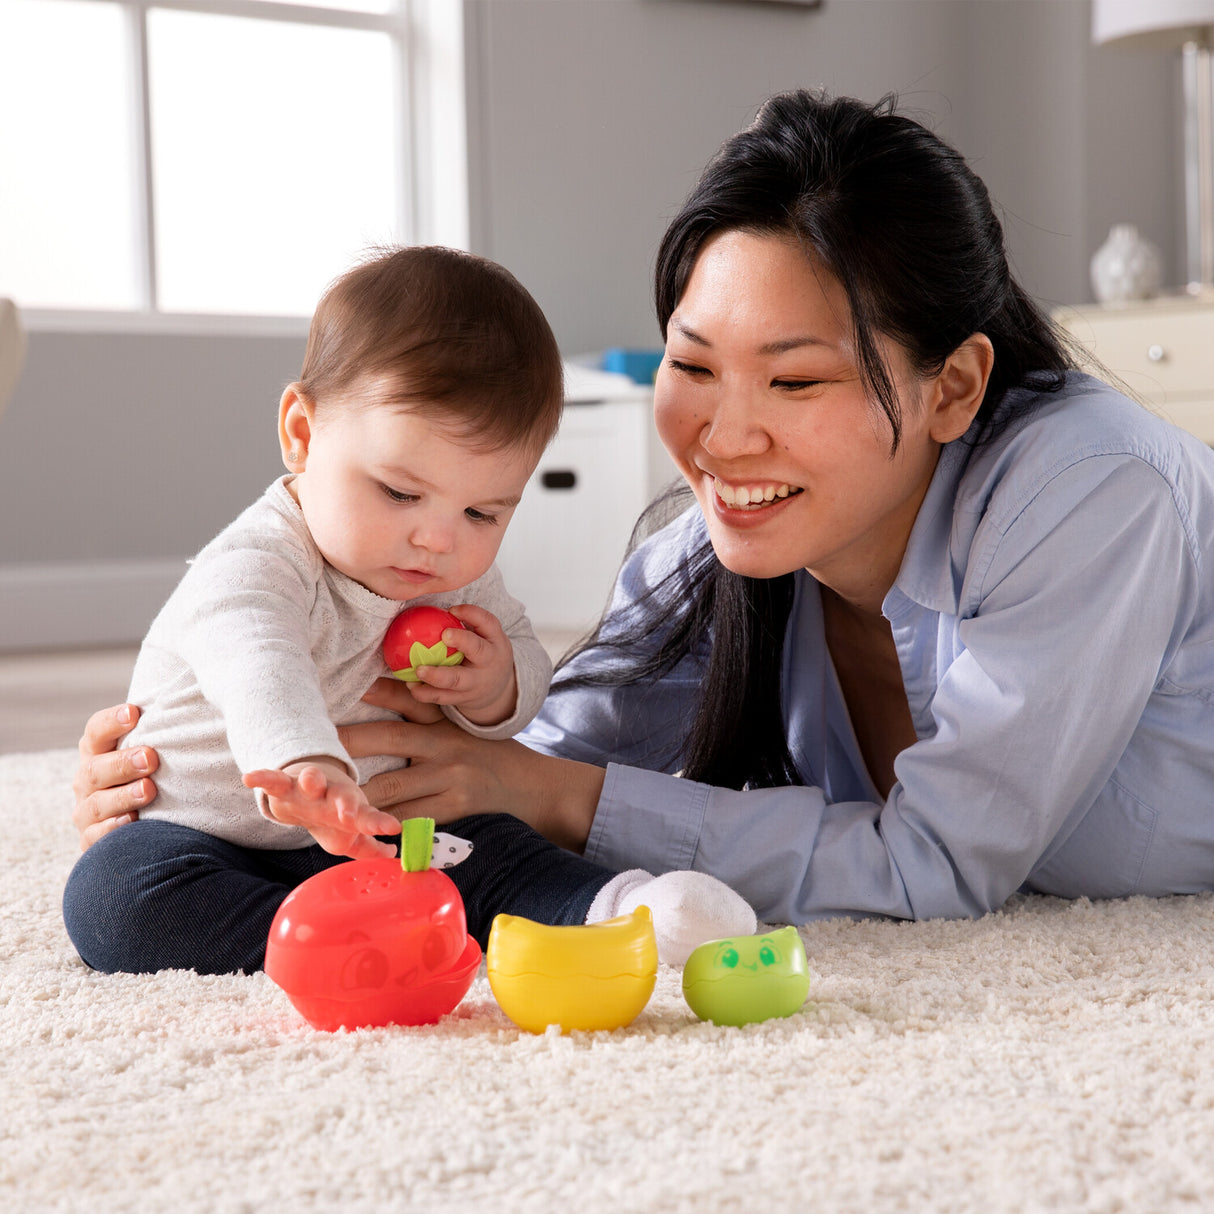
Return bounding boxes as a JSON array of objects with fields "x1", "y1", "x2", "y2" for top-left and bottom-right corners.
[
  {"x1": 72, "y1": 704, "x2": 158, "y2": 851},
  {"x1": 351, "y1": 677, "x2": 606, "y2": 852}
]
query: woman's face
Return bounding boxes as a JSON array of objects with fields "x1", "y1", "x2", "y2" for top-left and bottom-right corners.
[{"x1": 654, "y1": 228, "x2": 945, "y2": 608}]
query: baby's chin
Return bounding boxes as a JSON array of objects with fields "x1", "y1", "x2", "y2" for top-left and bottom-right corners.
[{"x1": 333, "y1": 569, "x2": 445, "y2": 602}]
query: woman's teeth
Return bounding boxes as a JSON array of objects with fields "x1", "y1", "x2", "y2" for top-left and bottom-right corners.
[{"x1": 714, "y1": 480, "x2": 802, "y2": 510}]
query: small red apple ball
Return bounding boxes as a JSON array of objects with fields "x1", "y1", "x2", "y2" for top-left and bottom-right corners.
[{"x1": 383, "y1": 605, "x2": 467, "y2": 682}]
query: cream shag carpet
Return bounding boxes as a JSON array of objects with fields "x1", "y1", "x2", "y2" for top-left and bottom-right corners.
[{"x1": 4, "y1": 748, "x2": 1214, "y2": 1214}]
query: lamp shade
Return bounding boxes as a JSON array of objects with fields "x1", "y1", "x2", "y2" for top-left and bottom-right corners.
[{"x1": 1093, "y1": 0, "x2": 1214, "y2": 48}]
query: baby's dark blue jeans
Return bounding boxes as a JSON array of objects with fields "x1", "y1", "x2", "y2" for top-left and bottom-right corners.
[{"x1": 62, "y1": 815, "x2": 615, "y2": 975}]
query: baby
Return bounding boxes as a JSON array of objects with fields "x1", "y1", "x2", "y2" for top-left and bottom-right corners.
[
  {"x1": 124, "y1": 246, "x2": 559, "y2": 854},
  {"x1": 97, "y1": 245, "x2": 754, "y2": 970}
]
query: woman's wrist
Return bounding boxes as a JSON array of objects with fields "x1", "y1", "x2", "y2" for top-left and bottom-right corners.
[{"x1": 527, "y1": 749, "x2": 605, "y2": 854}]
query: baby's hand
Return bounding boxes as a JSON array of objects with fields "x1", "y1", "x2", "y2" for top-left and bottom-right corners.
[
  {"x1": 243, "y1": 759, "x2": 400, "y2": 859},
  {"x1": 408, "y1": 603, "x2": 518, "y2": 728}
]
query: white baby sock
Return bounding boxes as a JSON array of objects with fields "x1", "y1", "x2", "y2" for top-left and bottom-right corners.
[{"x1": 586, "y1": 869, "x2": 758, "y2": 967}]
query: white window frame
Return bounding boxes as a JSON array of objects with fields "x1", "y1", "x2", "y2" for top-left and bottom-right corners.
[{"x1": 23, "y1": 0, "x2": 467, "y2": 336}]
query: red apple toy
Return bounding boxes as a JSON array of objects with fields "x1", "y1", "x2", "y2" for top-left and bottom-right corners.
[
  {"x1": 383, "y1": 605, "x2": 466, "y2": 682},
  {"x1": 264, "y1": 818, "x2": 481, "y2": 1031}
]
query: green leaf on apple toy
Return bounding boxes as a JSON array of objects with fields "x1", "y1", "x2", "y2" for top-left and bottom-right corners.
[{"x1": 401, "y1": 817, "x2": 436, "y2": 873}]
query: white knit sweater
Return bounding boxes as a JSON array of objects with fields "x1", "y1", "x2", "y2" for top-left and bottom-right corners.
[{"x1": 125, "y1": 478, "x2": 551, "y2": 848}]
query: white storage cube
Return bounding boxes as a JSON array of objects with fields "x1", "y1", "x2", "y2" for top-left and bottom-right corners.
[{"x1": 496, "y1": 397, "x2": 652, "y2": 633}]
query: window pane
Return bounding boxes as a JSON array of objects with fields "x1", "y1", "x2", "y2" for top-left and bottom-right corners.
[
  {"x1": 253, "y1": 0, "x2": 395, "y2": 12},
  {"x1": 148, "y1": 10, "x2": 400, "y2": 316},
  {"x1": 0, "y1": 0, "x2": 143, "y2": 310}
]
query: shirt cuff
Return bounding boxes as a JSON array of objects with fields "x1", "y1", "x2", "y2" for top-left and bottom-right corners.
[
  {"x1": 584, "y1": 763, "x2": 710, "y2": 875},
  {"x1": 442, "y1": 702, "x2": 525, "y2": 741}
]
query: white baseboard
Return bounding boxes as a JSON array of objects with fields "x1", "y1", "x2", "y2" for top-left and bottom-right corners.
[{"x1": 0, "y1": 559, "x2": 185, "y2": 651}]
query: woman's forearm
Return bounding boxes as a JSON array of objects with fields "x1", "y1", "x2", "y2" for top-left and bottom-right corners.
[
  {"x1": 523, "y1": 748, "x2": 605, "y2": 853},
  {"x1": 339, "y1": 705, "x2": 606, "y2": 851}
]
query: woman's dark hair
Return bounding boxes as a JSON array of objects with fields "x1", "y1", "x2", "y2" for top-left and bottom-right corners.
[
  {"x1": 551, "y1": 89, "x2": 1078, "y2": 792},
  {"x1": 658, "y1": 89, "x2": 1073, "y2": 451},
  {"x1": 298, "y1": 245, "x2": 563, "y2": 452}
]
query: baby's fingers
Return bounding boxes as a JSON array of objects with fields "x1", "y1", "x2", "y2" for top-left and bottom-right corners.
[
  {"x1": 340, "y1": 832, "x2": 400, "y2": 861},
  {"x1": 354, "y1": 804, "x2": 403, "y2": 839},
  {"x1": 243, "y1": 769, "x2": 294, "y2": 798},
  {"x1": 295, "y1": 764, "x2": 332, "y2": 801},
  {"x1": 445, "y1": 605, "x2": 506, "y2": 660},
  {"x1": 330, "y1": 784, "x2": 400, "y2": 836},
  {"x1": 412, "y1": 663, "x2": 465, "y2": 694},
  {"x1": 447, "y1": 603, "x2": 503, "y2": 640}
]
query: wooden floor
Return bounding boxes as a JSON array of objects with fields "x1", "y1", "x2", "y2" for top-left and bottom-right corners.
[
  {"x1": 0, "y1": 631, "x2": 584, "y2": 755},
  {"x1": 0, "y1": 646, "x2": 140, "y2": 754}
]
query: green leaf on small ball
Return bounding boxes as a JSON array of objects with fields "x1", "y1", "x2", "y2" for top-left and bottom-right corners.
[{"x1": 390, "y1": 640, "x2": 465, "y2": 682}]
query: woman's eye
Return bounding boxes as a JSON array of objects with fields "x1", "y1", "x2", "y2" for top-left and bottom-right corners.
[
  {"x1": 381, "y1": 485, "x2": 418, "y2": 504},
  {"x1": 668, "y1": 358, "x2": 710, "y2": 378},
  {"x1": 465, "y1": 507, "x2": 499, "y2": 526},
  {"x1": 773, "y1": 378, "x2": 821, "y2": 391}
]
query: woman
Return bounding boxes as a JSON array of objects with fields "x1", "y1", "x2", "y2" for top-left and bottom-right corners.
[{"x1": 72, "y1": 89, "x2": 1214, "y2": 929}]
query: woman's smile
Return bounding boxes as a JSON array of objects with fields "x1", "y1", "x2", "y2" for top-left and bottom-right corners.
[
  {"x1": 712, "y1": 478, "x2": 804, "y2": 510},
  {"x1": 707, "y1": 474, "x2": 806, "y2": 531}
]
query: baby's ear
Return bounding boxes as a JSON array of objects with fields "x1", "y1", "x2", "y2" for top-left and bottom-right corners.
[
  {"x1": 278, "y1": 384, "x2": 315, "y2": 470},
  {"x1": 929, "y1": 334, "x2": 995, "y2": 444}
]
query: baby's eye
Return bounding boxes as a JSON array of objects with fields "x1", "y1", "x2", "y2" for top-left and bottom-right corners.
[
  {"x1": 381, "y1": 485, "x2": 419, "y2": 504},
  {"x1": 464, "y1": 507, "x2": 499, "y2": 526}
]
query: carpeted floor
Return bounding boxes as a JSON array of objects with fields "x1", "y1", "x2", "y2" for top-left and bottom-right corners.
[{"x1": 4, "y1": 748, "x2": 1214, "y2": 1213}]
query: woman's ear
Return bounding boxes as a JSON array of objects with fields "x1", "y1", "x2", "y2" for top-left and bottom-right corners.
[
  {"x1": 278, "y1": 384, "x2": 315, "y2": 471},
  {"x1": 928, "y1": 334, "x2": 995, "y2": 444}
]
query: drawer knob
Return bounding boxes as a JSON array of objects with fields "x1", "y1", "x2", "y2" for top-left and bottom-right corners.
[
  {"x1": 540, "y1": 469, "x2": 577, "y2": 490},
  {"x1": 1147, "y1": 343, "x2": 1167, "y2": 363}
]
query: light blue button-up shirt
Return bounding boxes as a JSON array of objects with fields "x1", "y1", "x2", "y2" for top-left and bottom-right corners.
[{"x1": 521, "y1": 374, "x2": 1214, "y2": 922}]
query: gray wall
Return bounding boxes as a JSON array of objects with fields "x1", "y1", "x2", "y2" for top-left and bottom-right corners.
[
  {"x1": 467, "y1": 0, "x2": 1178, "y2": 352},
  {"x1": 0, "y1": 0, "x2": 1180, "y2": 649},
  {"x1": 0, "y1": 332, "x2": 303, "y2": 565}
]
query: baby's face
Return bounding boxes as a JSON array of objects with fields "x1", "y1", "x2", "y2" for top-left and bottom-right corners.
[{"x1": 291, "y1": 404, "x2": 539, "y2": 600}]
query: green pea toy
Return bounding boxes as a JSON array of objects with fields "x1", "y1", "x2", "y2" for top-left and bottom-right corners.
[{"x1": 682, "y1": 926, "x2": 811, "y2": 1027}]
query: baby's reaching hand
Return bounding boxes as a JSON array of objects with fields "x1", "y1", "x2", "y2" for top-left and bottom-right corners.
[
  {"x1": 243, "y1": 759, "x2": 400, "y2": 859},
  {"x1": 407, "y1": 603, "x2": 518, "y2": 728}
]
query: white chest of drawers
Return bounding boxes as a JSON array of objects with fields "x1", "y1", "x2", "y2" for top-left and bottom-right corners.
[
  {"x1": 1054, "y1": 294, "x2": 1214, "y2": 445},
  {"x1": 494, "y1": 364, "x2": 676, "y2": 634}
]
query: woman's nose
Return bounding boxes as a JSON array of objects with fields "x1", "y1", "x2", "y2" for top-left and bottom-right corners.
[{"x1": 699, "y1": 392, "x2": 770, "y2": 458}]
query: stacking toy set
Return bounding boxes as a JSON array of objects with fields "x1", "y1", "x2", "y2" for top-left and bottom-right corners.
[
  {"x1": 265, "y1": 823, "x2": 810, "y2": 1033},
  {"x1": 263, "y1": 605, "x2": 813, "y2": 1034}
]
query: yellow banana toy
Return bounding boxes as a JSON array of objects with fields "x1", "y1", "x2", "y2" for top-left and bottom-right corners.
[{"x1": 486, "y1": 907, "x2": 658, "y2": 1034}]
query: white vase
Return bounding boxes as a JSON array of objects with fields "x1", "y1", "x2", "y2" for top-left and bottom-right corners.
[{"x1": 1090, "y1": 224, "x2": 1162, "y2": 304}]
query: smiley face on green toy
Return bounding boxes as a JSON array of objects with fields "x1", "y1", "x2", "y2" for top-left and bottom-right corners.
[{"x1": 682, "y1": 926, "x2": 811, "y2": 1027}]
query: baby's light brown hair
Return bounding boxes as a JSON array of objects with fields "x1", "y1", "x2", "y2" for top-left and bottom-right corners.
[{"x1": 298, "y1": 245, "x2": 563, "y2": 453}]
